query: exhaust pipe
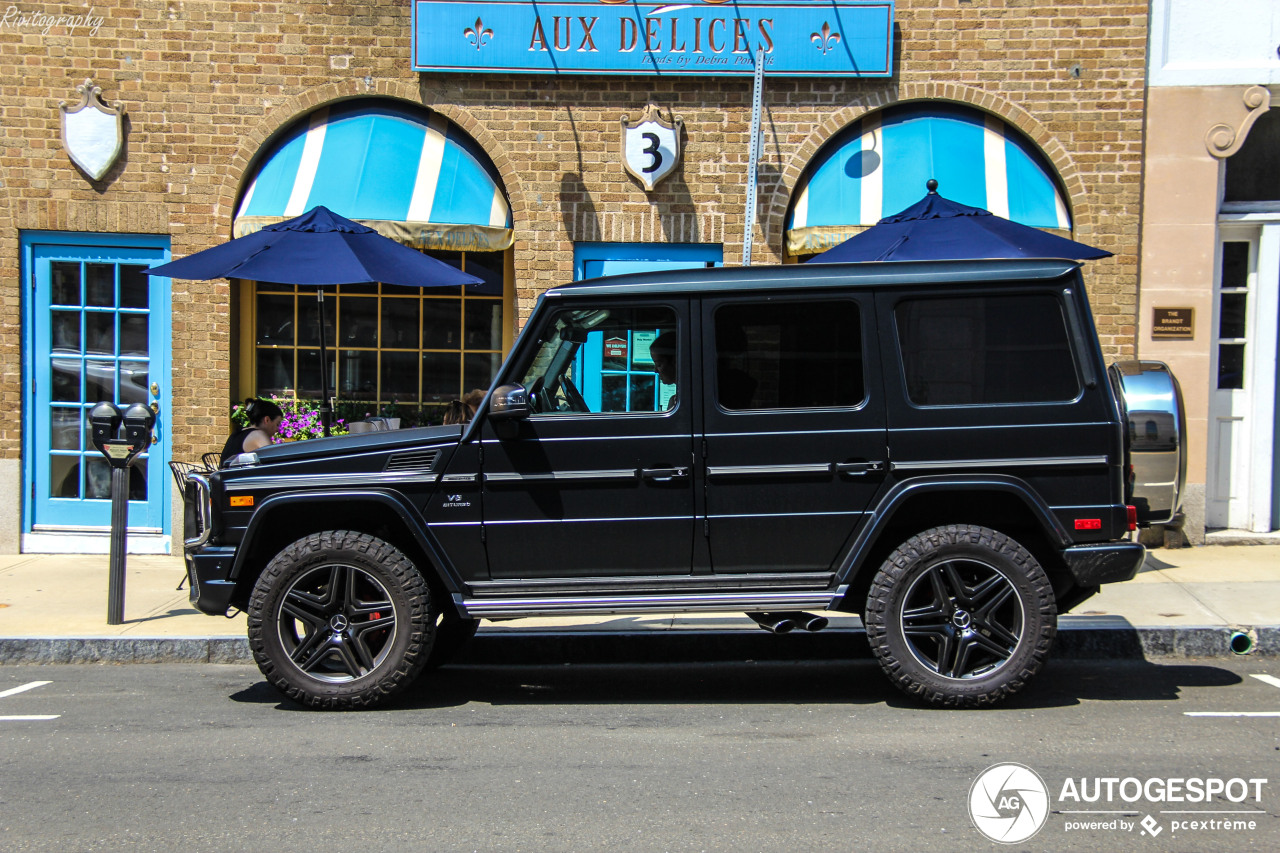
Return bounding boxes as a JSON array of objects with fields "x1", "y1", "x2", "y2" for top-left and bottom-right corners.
[
  {"x1": 745, "y1": 612, "x2": 830, "y2": 633},
  {"x1": 747, "y1": 612, "x2": 796, "y2": 634},
  {"x1": 791, "y1": 611, "x2": 829, "y2": 632}
]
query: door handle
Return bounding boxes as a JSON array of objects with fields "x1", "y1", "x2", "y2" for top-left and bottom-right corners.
[
  {"x1": 641, "y1": 466, "x2": 689, "y2": 483},
  {"x1": 833, "y1": 461, "x2": 886, "y2": 476}
]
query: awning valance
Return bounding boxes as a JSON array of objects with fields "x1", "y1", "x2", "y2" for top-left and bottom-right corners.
[
  {"x1": 235, "y1": 102, "x2": 513, "y2": 252},
  {"x1": 788, "y1": 104, "x2": 1070, "y2": 255}
]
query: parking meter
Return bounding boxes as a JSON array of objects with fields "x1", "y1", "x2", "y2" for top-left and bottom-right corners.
[
  {"x1": 88, "y1": 400, "x2": 154, "y2": 625},
  {"x1": 122, "y1": 403, "x2": 155, "y2": 453},
  {"x1": 89, "y1": 401, "x2": 123, "y2": 453}
]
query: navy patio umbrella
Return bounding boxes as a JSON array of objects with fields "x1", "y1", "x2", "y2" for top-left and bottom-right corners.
[
  {"x1": 146, "y1": 205, "x2": 483, "y2": 435},
  {"x1": 808, "y1": 180, "x2": 1112, "y2": 263}
]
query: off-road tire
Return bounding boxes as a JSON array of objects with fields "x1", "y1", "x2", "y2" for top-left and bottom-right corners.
[
  {"x1": 247, "y1": 531, "x2": 434, "y2": 710},
  {"x1": 864, "y1": 524, "x2": 1057, "y2": 708}
]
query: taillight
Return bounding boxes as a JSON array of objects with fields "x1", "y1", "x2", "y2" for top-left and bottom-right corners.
[{"x1": 1126, "y1": 505, "x2": 1138, "y2": 531}]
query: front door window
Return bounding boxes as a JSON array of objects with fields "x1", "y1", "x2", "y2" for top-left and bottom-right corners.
[{"x1": 24, "y1": 234, "x2": 170, "y2": 538}]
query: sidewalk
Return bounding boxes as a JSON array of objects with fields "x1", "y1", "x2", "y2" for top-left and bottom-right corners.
[{"x1": 1, "y1": 546, "x2": 1278, "y2": 664}]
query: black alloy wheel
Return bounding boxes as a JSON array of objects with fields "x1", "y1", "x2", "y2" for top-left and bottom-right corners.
[
  {"x1": 275, "y1": 563, "x2": 398, "y2": 682},
  {"x1": 248, "y1": 531, "x2": 434, "y2": 709},
  {"x1": 865, "y1": 525, "x2": 1057, "y2": 707}
]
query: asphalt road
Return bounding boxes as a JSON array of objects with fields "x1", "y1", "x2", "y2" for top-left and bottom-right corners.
[{"x1": 1, "y1": 654, "x2": 1277, "y2": 852}]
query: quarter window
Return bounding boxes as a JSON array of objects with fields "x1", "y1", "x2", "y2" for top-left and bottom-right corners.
[
  {"x1": 713, "y1": 300, "x2": 865, "y2": 410},
  {"x1": 895, "y1": 294, "x2": 1079, "y2": 406}
]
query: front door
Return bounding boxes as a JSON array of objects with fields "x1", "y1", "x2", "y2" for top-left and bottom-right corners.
[
  {"x1": 1208, "y1": 228, "x2": 1279, "y2": 532},
  {"x1": 700, "y1": 293, "x2": 887, "y2": 573},
  {"x1": 23, "y1": 233, "x2": 171, "y2": 540},
  {"x1": 480, "y1": 299, "x2": 695, "y2": 578}
]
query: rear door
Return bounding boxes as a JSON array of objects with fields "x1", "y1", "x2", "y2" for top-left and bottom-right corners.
[{"x1": 700, "y1": 292, "x2": 887, "y2": 574}]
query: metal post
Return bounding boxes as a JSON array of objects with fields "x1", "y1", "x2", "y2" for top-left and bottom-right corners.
[
  {"x1": 106, "y1": 465, "x2": 130, "y2": 625},
  {"x1": 743, "y1": 46, "x2": 766, "y2": 267},
  {"x1": 317, "y1": 288, "x2": 332, "y2": 437}
]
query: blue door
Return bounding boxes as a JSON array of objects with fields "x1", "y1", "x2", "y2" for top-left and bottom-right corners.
[
  {"x1": 23, "y1": 233, "x2": 171, "y2": 535},
  {"x1": 575, "y1": 241, "x2": 723, "y2": 281}
]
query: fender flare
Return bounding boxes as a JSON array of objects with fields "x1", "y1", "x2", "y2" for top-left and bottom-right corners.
[
  {"x1": 833, "y1": 474, "x2": 1073, "y2": 602},
  {"x1": 229, "y1": 489, "x2": 463, "y2": 594}
]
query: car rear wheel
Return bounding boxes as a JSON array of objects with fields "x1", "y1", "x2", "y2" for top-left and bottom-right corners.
[
  {"x1": 864, "y1": 525, "x2": 1057, "y2": 707},
  {"x1": 247, "y1": 531, "x2": 434, "y2": 710}
]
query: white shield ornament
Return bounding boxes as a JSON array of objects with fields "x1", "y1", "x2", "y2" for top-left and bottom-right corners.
[
  {"x1": 60, "y1": 79, "x2": 124, "y2": 181},
  {"x1": 621, "y1": 105, "x2": 684, "y2": 192}
]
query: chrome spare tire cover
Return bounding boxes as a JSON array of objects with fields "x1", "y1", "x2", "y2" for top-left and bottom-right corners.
[{"x1": 1109, "y1": 360, "x2": 1186, "y2": 524}]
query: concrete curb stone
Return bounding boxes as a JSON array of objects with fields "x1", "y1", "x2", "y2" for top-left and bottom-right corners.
[{"x1": 2, "y1": 625, "x2": 1276, "y2": 667}]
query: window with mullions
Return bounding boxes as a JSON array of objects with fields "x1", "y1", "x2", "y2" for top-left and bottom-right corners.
[{"x1": 252, "y1": 251, "x2": 505, "y2": 413}]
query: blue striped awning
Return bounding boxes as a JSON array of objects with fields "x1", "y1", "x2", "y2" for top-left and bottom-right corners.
[
  {"x1": 235, "y1": 101, "x2": 512, "y2": 252},
  {"x1": 787, "y1": 104, "x2": 1071, "y2": 255}
]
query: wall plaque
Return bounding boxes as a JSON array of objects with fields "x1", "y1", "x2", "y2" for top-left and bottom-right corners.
[{"x1": 1152, "y1": 307, "x2": 1194, "y2": 340}]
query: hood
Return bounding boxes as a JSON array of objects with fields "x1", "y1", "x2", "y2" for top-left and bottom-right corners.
[{"x1": 232, "y1": 424, "x2": 463, "y2": 468}]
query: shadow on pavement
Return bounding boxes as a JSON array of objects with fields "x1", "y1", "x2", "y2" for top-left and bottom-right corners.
[
  {"x1": 227, "y1": 634, "x2": 1246, "y2": 713},
  {"x1": 1000, "y1": 659, "x2": 1244, "y2": 710}
]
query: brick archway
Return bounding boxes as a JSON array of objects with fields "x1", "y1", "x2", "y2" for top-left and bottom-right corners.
[
  {"x1": 216, "y1": 81, "x2": 526, "y2": 243},
  {"x1": 761, "y1": 83, "x2": 1088, "y2": 253}
]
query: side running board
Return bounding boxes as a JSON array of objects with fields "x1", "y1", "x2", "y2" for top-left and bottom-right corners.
[{"x1": 458, "y1": 589, "x2": 846, "y2": 619}]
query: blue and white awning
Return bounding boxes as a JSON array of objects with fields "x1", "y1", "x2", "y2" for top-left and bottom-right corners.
[
  {"x1": 235, "y1": 101, "x2": 512, "y2": 252},
  {"x1": 788, "y1": 104, "x2": 1071, "y2": 255}
]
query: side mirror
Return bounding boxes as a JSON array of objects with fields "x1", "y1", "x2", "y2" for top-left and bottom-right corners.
[
  {"x1": 89, "y1": 401, "x2": 123, "y2": 452},
  {"x1": 488, "y1": 383, "x2": 531, "y2": 422},
  {"x1": 122, "y1": 403, "x2": 156, "y2": 451}
]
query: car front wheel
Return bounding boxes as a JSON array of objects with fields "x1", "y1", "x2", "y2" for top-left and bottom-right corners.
[
  {"x1": 864, "y1": 525, "x2": 1057, "y2": 707},
  {"x1": 247, "y1": 531, "x2": 434, "y2": 710}
]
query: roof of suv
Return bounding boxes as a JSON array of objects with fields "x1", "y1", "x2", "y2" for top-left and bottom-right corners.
[{"x1": 546, "y1": 258, "x2": 1083, "y2": 299}]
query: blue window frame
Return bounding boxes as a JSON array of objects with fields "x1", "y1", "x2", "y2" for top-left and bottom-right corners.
[
  {"x1": 570, "y1": 243, "x2": 720, "y2": 411},
  {"x1": 574, "y1": 241, "x2": 722, "y2": 281}
]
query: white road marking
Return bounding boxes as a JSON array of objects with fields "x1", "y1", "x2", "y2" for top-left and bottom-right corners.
[
  {"x1": 1250, "y1": 674, "x2": 1280, "y2": 690},
  {"x1": 1184, "y1": 712, "x2": 1280, "y2": 717},
  {"x1": 0, "y1": 681, "x2": 52, "y2": 699},
  {"x1": 0, "y1": 680, "x2": 59, "y2": 721}
]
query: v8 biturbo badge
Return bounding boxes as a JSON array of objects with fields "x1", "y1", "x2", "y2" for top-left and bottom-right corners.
[{"x1": 621, "y1": 104, "x2": 684, "y2": 192}]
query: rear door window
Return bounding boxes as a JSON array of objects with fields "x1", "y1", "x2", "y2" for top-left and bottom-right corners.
[{"x1": 713, "y1": 300, "x2": 864, "y2": 410}]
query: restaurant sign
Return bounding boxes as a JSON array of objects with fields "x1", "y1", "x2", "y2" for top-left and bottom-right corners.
[{"x1": 412, "y1": 0, "x2": 894, "y2": 77}]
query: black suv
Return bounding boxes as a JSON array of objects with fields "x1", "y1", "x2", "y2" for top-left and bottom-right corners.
[{"x1": 182, "y1": 259, "x2": 1184, "y2": 709}]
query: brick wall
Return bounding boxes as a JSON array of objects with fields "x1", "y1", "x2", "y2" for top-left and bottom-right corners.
[{"x1": 0, "y1": 0, "x2": 1147, "y2": 463}]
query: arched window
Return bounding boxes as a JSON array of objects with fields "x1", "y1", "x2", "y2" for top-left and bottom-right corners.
[
  {"x1": 234, "y1": 100, "x2": 512, "y2": 424},
  {"x1": 787, "y1": 103, "x2": 1070, "y2": 255}
]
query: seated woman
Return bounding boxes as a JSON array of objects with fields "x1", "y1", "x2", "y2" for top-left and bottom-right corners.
[{"x1": 220, "y1": 397, "x2": 283, "y2": 465}]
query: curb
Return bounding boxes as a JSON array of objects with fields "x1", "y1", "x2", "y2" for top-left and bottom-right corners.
[{"x1": 1, "y1": 625, "x2": 1276, "y2": 666}]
